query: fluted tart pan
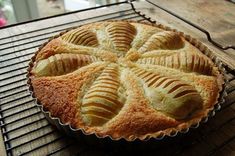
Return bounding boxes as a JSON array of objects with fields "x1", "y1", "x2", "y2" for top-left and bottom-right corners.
[{"x1": 27, "y1": 20, "x2": 226, "y2": 141}]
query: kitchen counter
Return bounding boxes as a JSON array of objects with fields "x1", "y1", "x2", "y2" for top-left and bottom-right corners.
[{"x1": 0, "y1": 0, "x2": 234, "y2": 155}]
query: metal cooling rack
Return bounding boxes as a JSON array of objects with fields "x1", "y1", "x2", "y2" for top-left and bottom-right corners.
[{"x1": 0, "y1": 1, "x2": 235, "y2": 156}]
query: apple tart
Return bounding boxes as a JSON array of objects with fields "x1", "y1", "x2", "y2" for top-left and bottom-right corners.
[{"x1": 28, "y1": 21, "x2": 224, "y2": 141}]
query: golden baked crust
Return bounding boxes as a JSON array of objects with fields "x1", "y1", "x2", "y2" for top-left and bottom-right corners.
[{"x1": 29, "y1": 21, "x2": 223, "y2": 141}]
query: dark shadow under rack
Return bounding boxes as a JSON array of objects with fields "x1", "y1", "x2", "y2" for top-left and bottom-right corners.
[{"x1": 0, "y1": 1, "x2": 234, "y2": 156}]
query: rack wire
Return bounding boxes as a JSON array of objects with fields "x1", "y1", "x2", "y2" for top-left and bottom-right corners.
[{"x1": 0, "y1": 1, "x2": 234, "y2": 156}]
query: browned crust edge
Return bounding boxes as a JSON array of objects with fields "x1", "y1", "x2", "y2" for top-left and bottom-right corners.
[{"x1": 26, "y1": 20, "x2": 226, "y2": 141}]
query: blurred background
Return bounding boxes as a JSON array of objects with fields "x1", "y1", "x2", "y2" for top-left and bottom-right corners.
[{"x1": 0, "y1": 0, "x2": 126, "y2": 27}]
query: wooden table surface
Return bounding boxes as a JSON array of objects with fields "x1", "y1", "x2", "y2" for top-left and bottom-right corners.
[{"x1": 0, "y1": 0, "x2": 234, "y2": 156}]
